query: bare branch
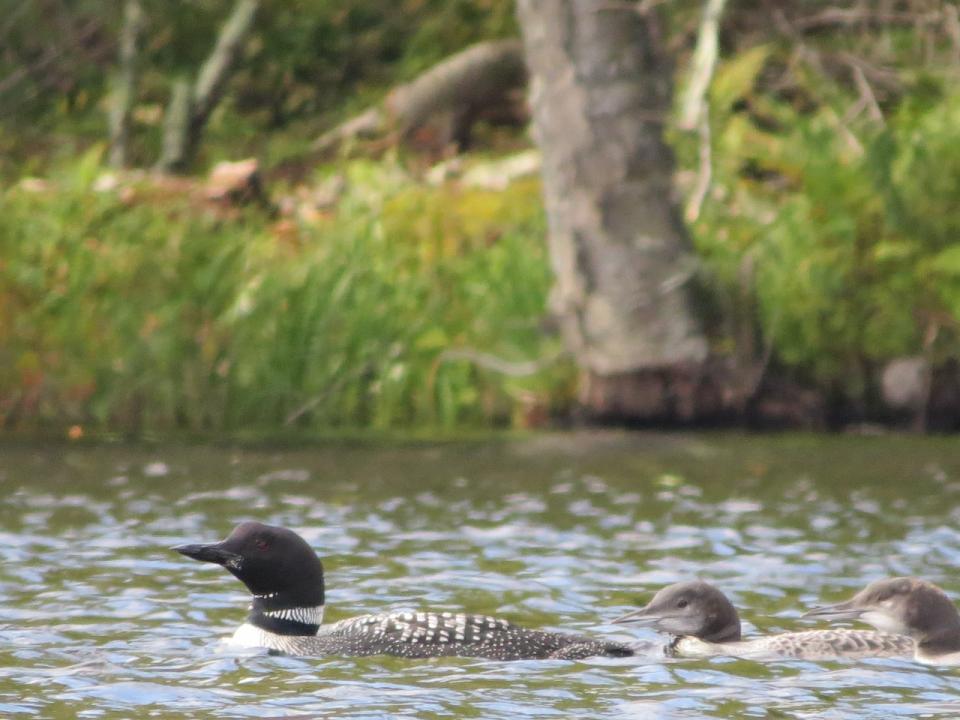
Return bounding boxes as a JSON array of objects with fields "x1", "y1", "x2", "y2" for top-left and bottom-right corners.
[
  {"x1": 156, "y1": 78, "x2": 192, "y2": 172},
  {"x1": 679, "y1": 0, "x2": 727, "y2": 131},
  {"x1": 824, "y1": 105, "x2": 864, "y2": 156},
  {"x1": 685, "y1": 108, "x2": 712, "y2": 224},
  {"x1": 108, "y1": 0, "x2": 146, "y2": 168},
  {"x1": 192, "y1": 0, "x2": 259, "y2": 125},
  {"x1": 156, "y1": 0, "x2": 259, "y2": 172},
  {"x1": 850, "y1": 63, "x2": 884, "y2": 125},
  {"x1": 793, "y1": 7, "x2": 941, "y2": 33},
  {"x1": 833, "y1": 51, "x2": 902, "y2": 93}
]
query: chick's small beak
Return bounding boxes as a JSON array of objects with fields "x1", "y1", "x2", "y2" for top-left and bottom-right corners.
[
  {"x1": 801, "y1": 601, "x2": 864, "y2": 621},
  {"x1": 612, "y1": 606, "x2": 663, "y2": 626}
]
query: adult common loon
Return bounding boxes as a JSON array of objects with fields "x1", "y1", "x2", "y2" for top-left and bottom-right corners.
[
  {"x1": 803, "y1": 577, "x2": 960, "y2": 666},
  {"x1": 174, "y1": 521, "x2": 639, "y2": 661},
  {"x1": 613, "y1": 580, "x2": 914, "y2": 660}
]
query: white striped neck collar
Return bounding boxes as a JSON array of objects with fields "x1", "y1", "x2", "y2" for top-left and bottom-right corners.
[{"x1": 249, "y1": 603, "x2": 325, "y2": 636}]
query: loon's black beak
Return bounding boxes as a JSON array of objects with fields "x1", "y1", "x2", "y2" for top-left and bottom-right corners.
[
  {"x1": 802, "y1": 601, "x2": 864, "y2": 621},
  {"x1": 173, "y1": 542, "x2": 243, "y2": 570}
]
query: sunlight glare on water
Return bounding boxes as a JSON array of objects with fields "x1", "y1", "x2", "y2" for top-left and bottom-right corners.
[{"x1": 2, "y1": 433, "x2": 960, "y2": 718}]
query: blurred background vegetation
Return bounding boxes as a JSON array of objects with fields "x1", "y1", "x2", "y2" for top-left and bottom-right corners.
[{"x1": 3, "y1": 0, "x2": 960, "y2": 435}]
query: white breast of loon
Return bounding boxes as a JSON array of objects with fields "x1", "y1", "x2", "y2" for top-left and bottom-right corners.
[
  {"x1": 915, "y1": 648, "x2": 960, "y2": 666},
  {"x1": 673, "y1": 629, "x2": 915, "y2": 661}
]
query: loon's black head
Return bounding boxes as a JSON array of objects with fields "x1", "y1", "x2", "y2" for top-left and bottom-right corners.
[
  {"x1": 612, "y1": 580, "x2": 742, "y2": 643},
  {"x1": 175, "y1": 521, "x2": 326, "y2": 633},
  {"x1": 804, "y1": 577, "x2": 960, "y2": 654}
]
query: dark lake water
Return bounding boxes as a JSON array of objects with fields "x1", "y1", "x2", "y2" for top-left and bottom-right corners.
[{"x1": 2, "y1": 433, "x2": 960, "y2": 718}]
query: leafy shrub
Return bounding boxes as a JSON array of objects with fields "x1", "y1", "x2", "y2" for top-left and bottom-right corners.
[{"x1": 688, "y1": 48, "x2": 960, "y2": 397}]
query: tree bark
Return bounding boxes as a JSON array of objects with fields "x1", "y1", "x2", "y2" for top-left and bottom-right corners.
[
  {"x1": 156, "y1": 0, "x2": 259, "y2": 172},
  {"x1": 516, "y1": 0, "x2": 711, "y2": 422},
  {"x1": 192, "y1": 0, "x2": 259, "y2": 129},
  {"x1": 108, "y1": 0, "x2": 144, "y2": 168},
  {"x1": 156, "y1": 77, "x2": 192, "y2": 173}
]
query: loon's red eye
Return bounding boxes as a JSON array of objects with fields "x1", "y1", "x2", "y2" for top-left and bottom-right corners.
[{"x1": 255, "y1": 538, "x2": 269, "y2": 550}]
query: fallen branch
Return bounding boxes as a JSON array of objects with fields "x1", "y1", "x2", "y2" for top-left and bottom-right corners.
[{"x1": 312, "y1": 39, "x2": 526, "y2": 155}]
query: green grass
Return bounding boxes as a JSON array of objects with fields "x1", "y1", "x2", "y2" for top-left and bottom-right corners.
[{"x1": 0, "y1": 151, "x2": 568, "y2": 435}]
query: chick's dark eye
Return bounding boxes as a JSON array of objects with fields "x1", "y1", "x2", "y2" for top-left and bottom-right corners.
[{"x1": 677, "y1": 599, "x2": 688, "y2": 609}]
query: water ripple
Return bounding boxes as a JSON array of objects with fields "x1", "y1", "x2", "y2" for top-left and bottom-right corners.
[{"x1": 1, "y1": 435, "x2": 960, "y2": 718}]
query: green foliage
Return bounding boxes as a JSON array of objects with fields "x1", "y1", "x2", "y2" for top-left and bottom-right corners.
[
  {"x1": 0, "y1": 0, "x2": 517, "y2": 174},
  {"x1": 0, "y1": 156, "x2": 560, "y2": 434},
  {"x1": 688, "y1": 47, "x2": 960, "y2": 393},
  {"x1": 235, "y1": 0, "x2": 515, "y2": 124},
  {"x1": 8, "y1": 0, "x2": 960, "y2": 426}
]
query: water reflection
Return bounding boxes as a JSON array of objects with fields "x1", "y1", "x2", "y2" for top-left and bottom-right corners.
[{"x1": 1, "y1": 434, "x2": 959, "y2": 718}]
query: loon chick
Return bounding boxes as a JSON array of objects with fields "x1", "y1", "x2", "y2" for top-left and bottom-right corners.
[
  {"x1": 174, "y1": 521, "x2": 638, "y2": 661},
  {"x1": 803, "y1": 577, "x2": 960, "y2": 665},
  {"x1": 613, "y1": 580, "x2": 914, "y2": 660}
]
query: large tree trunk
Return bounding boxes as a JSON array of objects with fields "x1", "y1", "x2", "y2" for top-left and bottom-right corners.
[{"x1": 516, "y1": 0, "x2": 715, "y2": 422}]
